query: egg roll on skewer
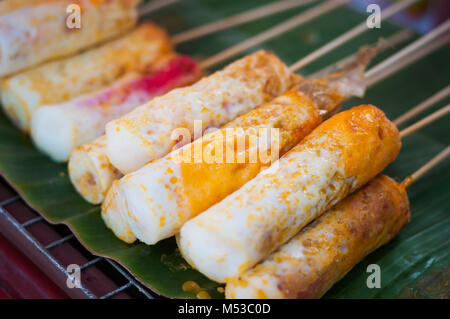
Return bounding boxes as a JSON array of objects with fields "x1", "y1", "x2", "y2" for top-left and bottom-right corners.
[
  {"x1": 226, "y1": 174, "x2": 410, "y2": 299},
  {"x1": 101, "y1": 179, "x2": 136, "y2": 243},
  {"x1": 0, "y1": 0, "x2": 140, "y2": 77},
  {"x1": 105, "y1": 50, "x2": 300, "y2": 174},
  {"x1": 32, "y1": 55, "x2": 202, "y2": 162},
  {"x1": 104, "y1": 47, "x2": 376, "y2": 244},
  {"x1": 178, "y1": 105, "x2": 401, "y2": 283},
  {"x1": 1, "y1": 22, "x2": 172, "y2": 131},
  {"x1": 226, "y1": 145, "x2": 450, "y2": 299}
]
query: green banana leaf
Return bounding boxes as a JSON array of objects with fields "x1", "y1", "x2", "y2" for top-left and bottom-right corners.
[{"x1": 0, "y1": 0, "x2": 449, "y2": 299}]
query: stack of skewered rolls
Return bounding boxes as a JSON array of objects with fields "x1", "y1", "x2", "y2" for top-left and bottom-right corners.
[
  {"x1": 102, "y1": 90, "x2": 322, "y2": 244},
  {"x1": 0, "y1": 1, "x2": 416, "y2": 299},
  {"x1": 99, "y1": 47, "x2": 374, "y2": 243}
]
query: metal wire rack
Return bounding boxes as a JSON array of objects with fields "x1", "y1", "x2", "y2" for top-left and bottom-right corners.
[
  {"x1": 0, "y1": 177, "x2": 156, "y2": 299},
  {"x1": 0, "y1": 0, "x2": 448, "y2": 299}
]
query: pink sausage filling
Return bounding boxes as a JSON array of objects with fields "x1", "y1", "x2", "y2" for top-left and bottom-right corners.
[{"x1": 79, "y1": 55, "x2": 201, "y2": 108}]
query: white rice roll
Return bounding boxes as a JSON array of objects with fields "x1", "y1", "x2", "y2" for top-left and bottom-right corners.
[{"x1": 178, "y1": 105, "x2": 401, "y2": 283}]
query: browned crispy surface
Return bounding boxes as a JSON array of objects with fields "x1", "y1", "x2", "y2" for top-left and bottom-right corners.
[
  {"x1": 227, "y1": 175, "x2": 410, "y2": 299},
  {"x1": 275, "y1": 175, "x2": 410, "y2": 298}
]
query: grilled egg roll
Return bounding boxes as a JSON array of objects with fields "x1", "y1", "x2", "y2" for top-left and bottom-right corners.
[
  {"x1": 107, "y1": 91, "x2": 321, "y2": 244},
  {"x1": 178, "y1": 105, "x2": 401, "y2": 283},
  {"x1": 102, "y1": 179, "x2": 136, "y2": 243},
  {"x1": 226, "y1": 175, "x2": 410, "y2": 299},
  {"x1": 69, "y1": 136, "x2": 122, "y2": 205},
  {"x1": 105, "y1": 50, "x2": 300, "y2": 174},
  {"x1": 1, "y1": 22, "x2": 172, "y2": 131},
  {"x1": 0, "y1": 0, "x2": 140, "y2": 77},
  {"x1": 32, "y1": 55, "x2": 202, "y2": 162}
]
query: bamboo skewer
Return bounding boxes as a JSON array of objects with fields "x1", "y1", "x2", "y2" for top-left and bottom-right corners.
[
  {"x1": 366, "y1": 33, "x2": 450, "y2": 87},
  {"x1": 198, "y1": 0, "x2": 348, "y2": 69},
  {"x1": 288, "y1": 0, "x2": 420, "y2": 72},
  {"x1": 399, "y1": 104, "x2": 450, "y2": 138},
  {"x1": 172, "y1": 0, "x2": 317, "y2": 44},
  {"x1": 366, "y1": 19, "x2": 450, "y2": 79},
  {"x1": 394, "y1": 85, "x2": 450, "y2": 126},
  {"x1": 311, "y1": 29, "x2": 414, "y2": 78},
  {"x1": 138, "y1": 0, "x2": 180, "y2": 17},
  {"x1": 140, "y1": 0, "x2": 318, "y2": 44},
  {"x1": 402, "y1": 146, "x2": 450, "y2": 189}
]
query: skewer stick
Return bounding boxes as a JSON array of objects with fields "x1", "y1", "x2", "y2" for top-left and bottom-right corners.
[
  {"x1": 310, "y1": 29, "x2": 413, "y2": 78},
  {"x1": 402, "y1": 146, "x2": 450, "y2": 189},
  {"x1": 367, "y1": 33, "x2": 450, "y2": 87},
  {"x1": 399, "y1": 104, "x2": 450, "y2": 138},
  {"x1": 172, "y1": 0, "x2": 317, "y2": 44},
  {"x1": 198, "y1": 0, "x2": 348, "y2": 70},
  {"x1": 289, "y1": 0, "x2": 420, "y2": 72},
  {"x1": 138, "y1": 0, "x2": 179, "y2": 17},
  {"x1": 394, "y1": 85, "x2": 450, "y2": 126},
  {"x1": 366, "y1": 19, "x2": 450, "y2": 79}
]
